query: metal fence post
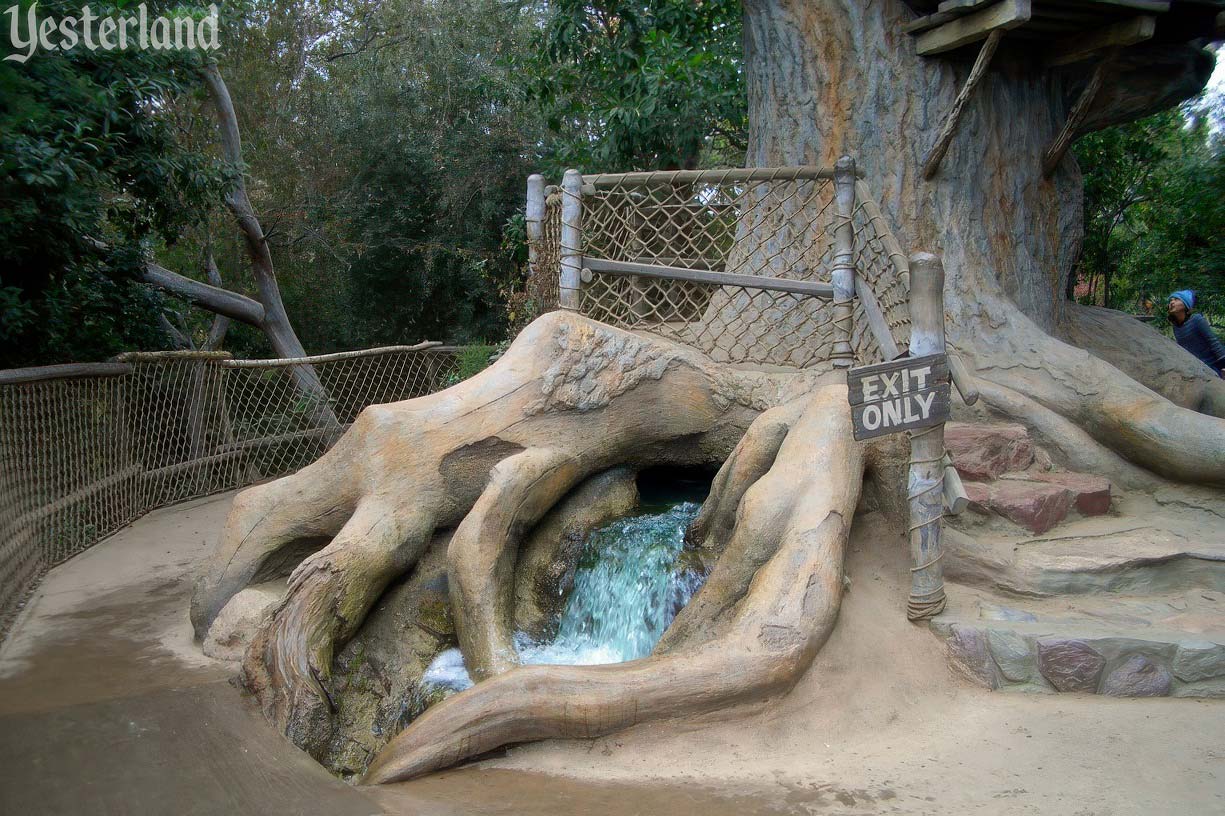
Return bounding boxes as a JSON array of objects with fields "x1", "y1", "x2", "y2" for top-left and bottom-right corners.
[
  {"x1": 906, "y1": 251, "x2": 948, "y2": 621},
  {"x1": 830, "y1": 156, "x2": 857, "y2": 367},
  {"x1": 559, "y1": 169, "x2": 584, "y2": 312}
]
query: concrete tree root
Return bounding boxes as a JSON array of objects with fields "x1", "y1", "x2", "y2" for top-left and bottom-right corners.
[
  {"x1": 363, "y1": 382, "x2": 863, "y2": 784},
  {"x1": 190, "y1": 311, "x2": 1225, "y2": 784},
  {"x1": 190, "y1": 310, "x2": 844, "y2": 759}
]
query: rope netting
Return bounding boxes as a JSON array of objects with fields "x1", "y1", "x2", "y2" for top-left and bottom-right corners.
[
  {"x1": 526, "y1": 167, "x2": 911, "y2": 370},
  {"x1": 0, "y1": 346, "x2": 460, "y2": 639}
]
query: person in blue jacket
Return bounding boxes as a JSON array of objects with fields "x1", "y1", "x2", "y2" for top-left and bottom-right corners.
[{"x1": 1168, "y1": 290, "x2": 1225, "y2": 378}]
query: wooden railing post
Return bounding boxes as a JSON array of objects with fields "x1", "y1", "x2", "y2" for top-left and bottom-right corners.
[
  {"x1": 525, "y1": 174, "x2": 545, "y2": 284},
  {"x1": 559, "y1": 169, "x2": 584, "y2": 312},
  {"x1": 906, "y1": 251, "x2": 948, "y2": 620},
  {"x1": 830, "y1": 156, "x2": 857, "y2": 367}
]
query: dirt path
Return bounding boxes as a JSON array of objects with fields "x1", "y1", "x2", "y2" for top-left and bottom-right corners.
[
  {"x1": 0, "y1": 493, "x2": 381, "y2": 816},
  {"x1": 1, "y1": 494, "x2": 1222, "y2": 815}
]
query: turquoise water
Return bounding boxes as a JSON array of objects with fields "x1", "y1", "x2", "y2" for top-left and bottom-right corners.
[{"x1": 422, "y1": 501, "x2": 705, "y2": 692}]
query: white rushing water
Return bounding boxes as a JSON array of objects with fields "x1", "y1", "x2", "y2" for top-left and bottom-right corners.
[{"x1": 421, "y1": 501, "x2": 705, "y2": 693}]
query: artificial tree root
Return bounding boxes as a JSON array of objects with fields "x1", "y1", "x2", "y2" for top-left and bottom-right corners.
[
  {"x1": 657, "y1": 400, "x2": 810, "y2": 654},
  {"x1": 684, "y1": 399, "x2": 805, "y2": 555},
  {"x1": 243, "y1": 502, "x2": 431, "y2": 726},
  {"x1": 972, "y1": 379, "x2": 1161, "y2": 491},
  {"x1": 363, "y1": 383, "x2": 863, "y2": 784},
  {"x1": 1061, "y1": 303, "x2": 1225, "y2": 418},
  {"x1": 448, "y1": 447, "x2": 585, "y2": 681},
  {"x1": 959, "y1": 294, "x2": 1225, "y2": 487},
  {"x1": 513, "y1": 467, "x2": 640, "y2": 640},
  {"x1": 189, "y1": 465, "x2": 358, "y2": 640},
  {"x1": 977, "y1": 352, "x2": 1225, "y2": 486},
  {"x1": 191, "y1": 311, "x2": 816, "y2": 737}
]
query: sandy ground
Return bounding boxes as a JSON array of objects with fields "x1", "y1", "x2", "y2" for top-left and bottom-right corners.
[{"x1": 1, "y1": 493, "x2": 1223, "y2": 815}]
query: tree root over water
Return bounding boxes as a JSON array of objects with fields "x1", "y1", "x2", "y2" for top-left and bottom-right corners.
[
  {"x1": 191, "y1": 311, "x2": 853, "y2": 771},
  {"x1": 363, "y1": 383, "x2": 861, "y2": 783},
  {"x1": 190, "y1": 306, "x2": 1225, "y2": 783}
]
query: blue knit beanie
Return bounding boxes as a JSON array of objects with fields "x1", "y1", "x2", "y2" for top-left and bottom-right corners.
[{"x1": 1169, "y1": 289, "x2": 1195, "y2": 309}]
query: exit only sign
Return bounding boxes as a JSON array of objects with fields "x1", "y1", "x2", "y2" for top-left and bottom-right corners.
[{"x1": 847, "y1": 353, "x2": 951, "y2": 441}]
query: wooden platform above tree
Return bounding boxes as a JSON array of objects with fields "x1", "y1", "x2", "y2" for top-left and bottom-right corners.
[{"x1": 902, "y1": 0, "x2": 1224, "y2": 61}]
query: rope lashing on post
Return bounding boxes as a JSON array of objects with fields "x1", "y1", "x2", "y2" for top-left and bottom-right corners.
[{"x1": 906, "y1": 398, "x2": 948, "y2": 620}]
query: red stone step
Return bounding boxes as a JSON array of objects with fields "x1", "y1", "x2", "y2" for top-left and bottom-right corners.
[
  {"x1": 1028, "y1": 471, "x2": 1112, "y2": 515},
  {"x1": 967, "y1": 479, "x2": 1071, "y2": 533},
  {"x1": 964, "y1": 472, "x2": 1112, "y2": 533},
  {"x1": 945, "y1": 422, "x2": 1034, "y2": 480}
]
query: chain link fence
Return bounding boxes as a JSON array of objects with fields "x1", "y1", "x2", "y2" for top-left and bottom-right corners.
[
  {"x1": 526, "y1": 166, "x2": 911, "y2": 370},
  {"x1": 0, "y1": 345, "x2": 461, "y2": 640}
]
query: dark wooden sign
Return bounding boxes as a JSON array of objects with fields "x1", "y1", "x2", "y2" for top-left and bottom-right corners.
[{"x1": 847, "y1": 353, "x2": 950, "y2": 441}]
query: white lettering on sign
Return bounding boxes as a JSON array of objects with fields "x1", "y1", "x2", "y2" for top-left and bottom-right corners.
[
  {"x1": 858, "y1": 365, "x2": 931, "y2": 400},
  {"x1": 848, "y1": 353, "x2": 950, "y2": 441},
  {"x1": 859, "y1": 391, "x2": 942, "y2": 431}
]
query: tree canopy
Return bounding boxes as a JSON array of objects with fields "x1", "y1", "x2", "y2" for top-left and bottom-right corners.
[
  {"x1": 0, "y1": 0, "x2": 227, "y2": 367},
  {"x1": 2, "y1": 0, "x2": 1220, "y2": 366}
]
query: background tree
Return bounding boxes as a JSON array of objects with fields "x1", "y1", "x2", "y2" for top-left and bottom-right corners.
[
  {"x1": 0, "y1": 0, "x2": 227, "y2": 367},
  {"x1": 528, "y1": 0, "x2": 746, "y2": 172},
  {"x1": 1074, "y1": 99, "x2": 1224, "y2": 322}
]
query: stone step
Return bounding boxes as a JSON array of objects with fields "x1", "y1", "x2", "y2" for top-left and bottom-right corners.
[
  {"x1": 963, "y1": 472, "x2": 1112, "y2": 534},
  {"x1": 964, "y1": 479, "x2": 1071, "y2": 534},
  {"x1": 931, "y1": 583, "x2": 1225, "y2": 698},
  {"x1": 945, "y1": 421, "x2": 1034, "y2": 480},
  {"x1": 945, "y1": 520, "x2": 1225, "y2": 597}
]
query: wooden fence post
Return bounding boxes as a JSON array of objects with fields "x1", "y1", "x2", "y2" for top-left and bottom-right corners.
[
  {"x1": 906, "y1": 251, "x2": 948, "y2": 621},
  {"x1": 559, "y1": 169, "x2": 584, "y2": 312},
  {"x1": 830, "y1": 156, "x2": 857, "y2": 367},
  {"x1": 525, "y1": 174, "x2": 545, "y2": 281}
]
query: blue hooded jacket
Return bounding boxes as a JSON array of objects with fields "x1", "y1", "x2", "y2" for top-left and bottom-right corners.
[{"x1": 1169, "y1": 290, "x2": 1225, "y2": 374}]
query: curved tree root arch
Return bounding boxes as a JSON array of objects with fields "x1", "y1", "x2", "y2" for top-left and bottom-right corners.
[{"x1": 191, "y1": 311, "x2": 867, "y2": 780}]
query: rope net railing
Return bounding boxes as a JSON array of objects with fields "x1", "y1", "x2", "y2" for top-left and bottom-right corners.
[
  {"x1": 0, "y1": 345, "x2": 461, "y2": 639},
  {"x1": 525, "y1": 165, "x2": 912, "y2": 370}
]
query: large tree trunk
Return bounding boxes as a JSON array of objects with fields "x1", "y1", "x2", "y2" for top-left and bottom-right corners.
[{"x1": 743, "y1": 0, "x2": 1224, "y2": 484}]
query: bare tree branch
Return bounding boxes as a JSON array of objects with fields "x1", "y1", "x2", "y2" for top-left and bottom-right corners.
[
  {"x1": 202, "y1": 250, "x2": 232, "y2": 350},
  {"x1": 199, "y1": 61, "x2": 338, "y2": 426},
  {"x1": 200, "y1": 62, "x2": 309, "y2": 359},
  {"x1": 83, "y1": 234, "x2": 266, "y2": 327},
  {"x1": 141, "y1": 258, "x2": 267, "y2": 326},
  {"x1": 158, "y1": 311, "x2": 192, "y2": 349}
]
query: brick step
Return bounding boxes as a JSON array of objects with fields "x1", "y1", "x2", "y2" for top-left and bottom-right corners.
[
  {"x1": 932, "y1": 583, "x2": 1225, "y2": 698},
  {"x1": 945, "y1": 421, "x2": 1035, "y2": 480}
]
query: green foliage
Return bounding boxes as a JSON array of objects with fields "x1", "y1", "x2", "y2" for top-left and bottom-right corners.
[
  {"x1": 528, "y1": 0, "x2": 746, "y2": 172},
  {"x1": 330, "y1": 0, "x2": 536, "y2": 346},
  {"x1": 1074, "y1": 101, "x2": 1225, "y2": 326},
  {"x1": 447, "y1": 343, "x2": 499, "y2": 386},
  {"x1": 188, "y1": 0, "x2": 539, "y2": 352},
  {"x1": 2, "y1": 0, "x2": 750, "y2": 366},
  {"x1": 0, "y1": 0, "x2": 228, "y2": 366}
]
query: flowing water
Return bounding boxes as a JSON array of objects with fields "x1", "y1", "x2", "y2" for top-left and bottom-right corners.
[{"x1": 422, "y1": 500, "x2": 706, "y2": 693}]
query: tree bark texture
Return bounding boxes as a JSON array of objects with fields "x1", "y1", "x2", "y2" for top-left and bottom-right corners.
[{"x1": 743, "y1": 0, "x2": 1224, "y2": 483}]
